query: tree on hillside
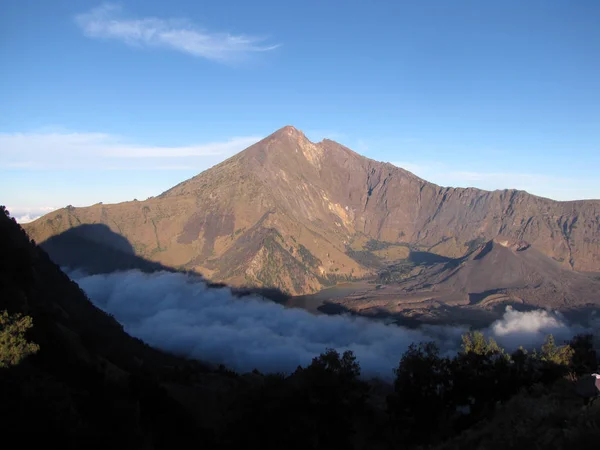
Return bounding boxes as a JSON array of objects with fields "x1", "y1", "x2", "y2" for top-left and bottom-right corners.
[
  {"x1": 0, "y1": 311, "x2": 39, "y2": 368},
  {"x1": 451, "y1": 331, "x2": 512, "y2": 425},
  {"x1": 540, "y1": 335, "x2": 574, "y2": 366},
  {"x1": 388, "y1": 342, "x2": 453, "y2": 444},
  {"x1": 224, "y1": 349, "x2": 371, "y2": 450},
  {"x1": 568, "y1": 334, "x2": 598, "y2": 376},
  {"x1": 460, "y1": 331, "x2": 505, "y2": 357},
  {"x1": 529, "y1": 334, "x2": 575, "y2": 383},
  {"x1": 293, "y1": 348, "x2": 369, "y2": 424},
  {"x1": 300, "y1": 348, "x2": 361, "y2": 380}
]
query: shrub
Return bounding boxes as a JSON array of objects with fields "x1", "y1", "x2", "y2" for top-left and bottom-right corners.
[{"x1": 0, "y1": 311, "x2": 39, "y2": 368}]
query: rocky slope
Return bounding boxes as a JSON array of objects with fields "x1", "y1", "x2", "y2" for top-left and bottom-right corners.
[
  {"x1": 324, "y1": 237, "x2": 600, "y2": 318},
  {"x1": 24, "y1": 126, "x2": 600, "y2": 295}
]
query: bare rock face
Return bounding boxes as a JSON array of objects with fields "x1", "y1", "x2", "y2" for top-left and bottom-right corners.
[
  {"x1": 24, "y1": 126, "x2": 600, "y2": 295},
  {"x1": 493, "y1": 236, "x2": 531, "y2": 252}
]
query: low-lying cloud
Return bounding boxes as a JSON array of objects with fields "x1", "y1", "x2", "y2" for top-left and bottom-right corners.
[
  {"x1": 69, "y1": 269, "x2": 596, "y2": 379},
  {"x1": 7, "y1": 206, "x2": 58, "y2": 224}
]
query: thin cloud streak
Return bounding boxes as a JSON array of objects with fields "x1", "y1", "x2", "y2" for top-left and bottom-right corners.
[
  {"x1": 0, "y1": 131, "x2": 261, "y2": 170},
  {"x1": 75, "y1": 3, "x2": 280, "y2": 63}
]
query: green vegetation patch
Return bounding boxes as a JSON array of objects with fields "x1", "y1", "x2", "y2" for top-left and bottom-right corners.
[
  {"x1": 256, "y1": 234, "x2": 315, "y2": 293},
  {"x1": 376, "y1": 261, "x2": 415, "y2": 284},
  {"x1": 364, "y1": 239, "x2": 393, "y2": 251},
  {"x1": 345, "y1": 247, "x2": 383, "y2": 269},
  {"x1": 297, "y1": 244, "x2": 322, "y2": 268},
  {"x1": 465, "y1": 236, "x2": 487, "y2": 253},
  {"x1": 0, "y1": 311, "x2": 39, "y2": 368}
]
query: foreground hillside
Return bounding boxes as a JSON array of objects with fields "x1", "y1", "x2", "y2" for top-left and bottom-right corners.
[
  {"x1": 0, "y1": 205, "x2": 216, "y2": 447},
  {"x1": 24, "y1": 126, "x2": 600, "y2": 296},
  {"x1": 2, "y1": 205, "x2": 600, "y2": 449}
]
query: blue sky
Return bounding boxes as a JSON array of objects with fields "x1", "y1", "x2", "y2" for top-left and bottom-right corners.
[{"x1": 2, "y1": 1, "x2": 599, "y2": 222}]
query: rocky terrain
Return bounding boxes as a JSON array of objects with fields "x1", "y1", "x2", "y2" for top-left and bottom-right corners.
[
  {"x1": 24, "y1": 126, "x2": 600, "y2": 297},
  {"x1": 312, "y1": 237, "x2": 600, "y2": 322}
]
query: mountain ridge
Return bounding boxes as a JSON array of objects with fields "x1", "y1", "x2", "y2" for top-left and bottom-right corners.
[{"x1": 24, "y1": 126, "x2": 600, "y2": 295}]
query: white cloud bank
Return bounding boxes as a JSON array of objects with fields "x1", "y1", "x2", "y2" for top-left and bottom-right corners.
[
  {"x1": 6, "y1": 206, "x2": 58, "y2": 223},
  {"x1": 69, "y1": 269, "x2": 593, "y2": 379},
  {"x1": 75, "y1": 3, "x2": 280, "y2": 63},
  {"x1": 0, "y1": 130, "x2": 261, "y2": 170}
]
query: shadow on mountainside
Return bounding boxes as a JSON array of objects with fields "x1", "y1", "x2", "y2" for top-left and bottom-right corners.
[
  {"x1": 41, "y1": 224, "x2": 170, "y2": 273},
  {"x1": 39, "y1": 223, "x2": 290, "y2": 303},
  {"x1": 408, "y1": 250, "x2": 455, "y2": 265}
]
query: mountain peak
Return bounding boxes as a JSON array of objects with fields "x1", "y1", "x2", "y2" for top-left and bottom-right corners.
[
  {"x1": 23, "y1": 123, "x2": 600, "y2": 297},
  {"x1": 271, "y1": 125, "x2": 307, "y2": 140}
]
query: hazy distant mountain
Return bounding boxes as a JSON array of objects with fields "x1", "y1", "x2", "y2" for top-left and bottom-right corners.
[{"x1": 24, "y1": 126, "x2": 600, "y2": 295}]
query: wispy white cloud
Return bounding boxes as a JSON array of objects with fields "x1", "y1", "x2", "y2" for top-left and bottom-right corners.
[
  {"x1": 0, "y1": 130, "x2": 261, "y2": 170},
  {"x1": 75, "y1": 3, "x2": 280, "y2": 63},
  {"x1": 391, "y1": 161, "x2": 600, "y2": 201},
  {"x1": 6, "y1": 206, "x2": 58, "y2": 224}
]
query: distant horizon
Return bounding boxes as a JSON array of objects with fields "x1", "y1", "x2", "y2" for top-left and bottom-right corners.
[{"x1": 3, "y1": 1, "x2": 599, "y2": 219}]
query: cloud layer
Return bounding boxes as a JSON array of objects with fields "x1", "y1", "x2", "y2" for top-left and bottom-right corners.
[
  {"x1": 0, "y1": 130, "x2": 260, "y2": 170},
  {"x1": 75, "y1": 3, "x2": 279, "y2": 63},
  {"x1": 69, "y1": 269, "x2": 592, "y2": 379},
  {"x1": 7, "y1": 206, "x2": 58, "y2": 224}
]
